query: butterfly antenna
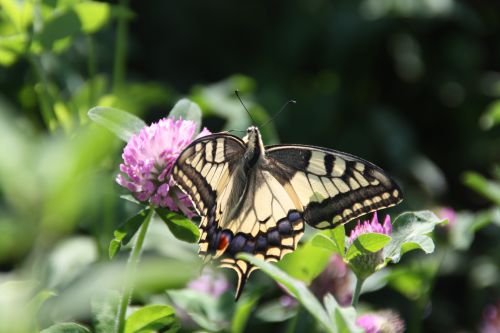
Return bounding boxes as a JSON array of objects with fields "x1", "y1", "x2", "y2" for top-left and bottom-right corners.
[
  {"x1": 260, "y1": 99, "x2": 296, "y2": 128},
  {"x1": 235, "y1": 90, "x2": 256, "y2": 125},
  {"x1": 227, "y1": 129, "x2": 246, "y2": 134}
]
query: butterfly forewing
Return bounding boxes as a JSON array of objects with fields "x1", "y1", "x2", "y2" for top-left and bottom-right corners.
[
  {"x1": 173, "y1": 133, "x2": 245, "y2": 216},
  {"x1": 265, "y1": 144, "x2": 403, "y2": 229},
  {"x1": 173, "y1": 134, "x2": 248, "y2": 256}
]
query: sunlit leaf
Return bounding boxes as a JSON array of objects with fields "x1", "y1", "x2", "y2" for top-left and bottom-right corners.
[
  {"x1": 155, "y1": 208, "x2": 199, "y2": 244},
  {"x1": 88, "y1": 106, "x2": 146, "y2": 141},
  {"x1": 311, "y1": 225, "x2": 345, "y2": 257},
  {"x1": 40, "y1": 322, "x2": 91, "y2": 333},
  {"x1": 383, "y1": 211, "x2": 445, "y2": 263},
  {"x1": 0, "y1": 34, "x2": 27, "y2": 66},
  {"x1": 124, "y1": 304, "x2": 178, "y2": 333},
  {"x1": 480, "y1": 99, "x2": 500, "y2": 130},
  {"x1": 74, "y1": 2, "x2": 111, "y2": 34},
  {"x1": 91, "y1": 290, "x2": 120, "y2": 333},
  {"x1": 345, "y1": 233, "x2": 391, "y2": 261},
  {"x1": 168, "y1": 98, "x2": 202, "y2": 135},
  {"x1": 238, "y1": 253, "x2": 335, "y2": 333},
  {"x1": 277, "y1": 239, "x2": 333, "y2": 284}
]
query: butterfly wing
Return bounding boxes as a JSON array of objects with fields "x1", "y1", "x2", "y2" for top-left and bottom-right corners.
[
  {"x1": 172, "y1": 133, "x2": 246, "y2": 257},
  {"x1": 264, "y1": 144, "x2": 403, "y2": 229},
  {"x1": 217, "y1": 168, "x2": 305, "y2": 299},
  {"x1": 174, "y1": 135, "x2": 307, "y2": 299}
]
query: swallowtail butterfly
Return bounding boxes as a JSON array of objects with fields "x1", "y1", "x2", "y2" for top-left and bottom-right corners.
[{"x1": 173, "y1": 126, "x2": 403, "y2": 299}]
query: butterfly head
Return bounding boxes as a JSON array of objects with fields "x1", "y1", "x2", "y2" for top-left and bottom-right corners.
[{"x1": 243, "y1": 126, "x2": 264, "y2": 167}]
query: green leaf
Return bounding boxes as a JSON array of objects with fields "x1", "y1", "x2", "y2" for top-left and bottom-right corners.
[
  {"x1": 88, "y1": 106, "x2": 146, "y2": 142},
  {"x1": 0, "y1": 33, "x2": 27, "y2": 66},
  {"x1": 324, "y1": 294, "x2": 362, "y2": 333},
  {"x1": 311, "y1": 233, "x2": 338, "y2": 252},
  {"x1": 231, "y1": 291, "x2": 260, "y2": 333},
  {"x1": 463, "y1": 171, "x2": 500, "y2": 205},
  {"x1": 345, "y1": 233, "x2": 391, "y2": 261},
  {"x1": 254, "y1": 299, "x2": 298, "y2": 322},
  {"x1": 124, "y1": 304, "x2": 178, "y2": 333},
  {"x1": 73, "y1": 2, "x2": 111, "y2": 34},
  {"x1": 168, "y1": 98, "x2": 202, "y2": 135},
  {"x1": 155, "y1": 208, "x2": 200, "y2": 244},
  {"x1": 32, "y1": 10, "x2": 81, "y2": 52},
  {"x1": 386, "y1": 259, "x2": 439, "y2": 300},
  {"x1": 109, "y1": 209, "x2": 151, "y2": 259},
  {"x1": 311, "y1": 225, "x2": 345, "y2": 257},
  {"x1": 383, "y1": 211, "x2": 445, "y2": 263},
  {"x1": 277, "y1": 238, "x2": 333, "y2": 284},
  {"x1": 480, "y1": 99, "x2": 500, "y2": 130},
  {"x1": 41, "y1": 322, "x2": 91, "y2": 333},
  {"x1": 91, "y1": 290, "x2": 120, "y2": 333},
  {"x1": 238, "y1": 253, "x2": 335, "y2": 333},
  {"x1": 167, "y1": 289, "x2": 234, "y2": 332}
]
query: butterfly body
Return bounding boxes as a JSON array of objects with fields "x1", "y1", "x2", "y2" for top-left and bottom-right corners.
[{"x1": 173, "y1": 126, "x2": 402, "y2": 299}]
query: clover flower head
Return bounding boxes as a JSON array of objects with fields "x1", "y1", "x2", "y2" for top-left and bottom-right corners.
[
  {"x1": 188, "y1": 268, "x2": 230, "y2": 297},
  {"x1": 356, "y1": 310, "x2": 405, "y2": 333},
  {"x1": 311, "y1": 254, "x2": 352, "y2": 306},
  {"x1": 480, "y1": 302, "x2": 500, "y2": 333},
  {"x1": 437, "y1": 206, "x2": 457, "y2": 230},
  {"x1": 347, "y1": 213, "x2": 392, "y2": 280},
  {"x1": 116, "y1": 117, "x2": 210, "y2": 215},
  {"x1": 348, "y1": 213, "x2": 392, "y2": 246}
]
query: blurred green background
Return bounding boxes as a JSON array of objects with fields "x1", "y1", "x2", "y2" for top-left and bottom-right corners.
[{"x1": 0, "y1": 0, "x2": 499, "y2": 332}]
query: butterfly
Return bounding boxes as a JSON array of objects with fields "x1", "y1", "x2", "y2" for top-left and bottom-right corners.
[{"x1": 172, "y1": 126, "x2": 403, "y2": 299}]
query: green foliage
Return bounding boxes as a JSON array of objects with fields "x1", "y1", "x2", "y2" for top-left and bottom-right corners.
[
  {"x1": 311, "y1": 225, "x2": 345, "y2": 257},
  {"x1": 91, "y1": 291, "x2": 120, "y2": 333},
  {"x1": 168, "y1": 98, "x2": 203, "y2": 135},
  {"x1": 155, "y1": 209, "x2": 200, "y2": 244},
  {"x1": 345, "y1": 233, "x2": 391, "y2": 261},
  {"x1": 383, "y1": 211, "x2": 445, "y2": 263},
  {"x1": 109, "y1": 209, "x2": 151, "y2": 259},
  {"x1": 88, "y1": 106, "x2": 146, "y2": 142},
  {"x1": 463, "y1": 171, "x2": 500, "y2": 206},
  {"x1": 124, "y1": 305, "x2": 179, "y2": 333},
  {"x1": 167, "y1": 289, "x2": 234, "y2": 332},
  {"x1": 239, "y1": 253, "x2": 361, "y2": 333},
  {"x1": 277, "y1": 237, "x2": 333, "y2": 284},
  {"x1": 231, "y1": 292, "x2": 260, "y2": 333},
  {"x1": 40, "y1": 323, "x2": 91, "y2": 333}
]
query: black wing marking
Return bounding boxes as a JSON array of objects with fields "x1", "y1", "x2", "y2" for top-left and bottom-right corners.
[{"x1": 265, "y1": 144, "x2": 403, "y2": 229}]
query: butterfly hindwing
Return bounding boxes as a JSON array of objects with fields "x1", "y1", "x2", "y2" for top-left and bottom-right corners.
[
  {"x1": 265, "y1": 144, "x2": 403, "y2": 229},
  {"x1": 205, "y1": 168, "x2": 305, "y2": 299}
]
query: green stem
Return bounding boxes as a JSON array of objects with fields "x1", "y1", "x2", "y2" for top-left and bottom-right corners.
[
  {"x1": 351, "y1": 277, "x2": 364, "y2": 308},
  {"x1": 112, "y1": 0, "x2": 130, "y2": 93},
  {"x1": 29, "y1": 55, "x2": 55, "y2": 130},
  {"x1": 86, "y1": 35, "x2": 97, "y2": 108},
  {"x1": 30, "y1": 0, "x2": 56, "y2": 130},
  {"x1": 114, "y1": 208, "x2": 153, "y2": 333}
]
